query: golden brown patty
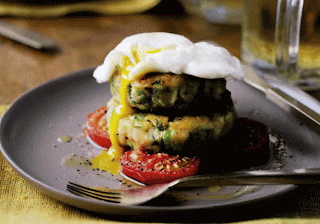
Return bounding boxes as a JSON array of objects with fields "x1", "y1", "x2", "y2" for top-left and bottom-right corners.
[
  {"x1": 106, "y1": 98, "x2": 237, "y2": 156},
  {"x1": 110, "y1": 71, "x2": 228, "y2": 115}
]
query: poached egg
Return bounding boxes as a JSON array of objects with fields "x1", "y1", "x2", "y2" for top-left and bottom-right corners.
[{"x1": 92, "y1": 32, "x2": 244, "y2": 175}]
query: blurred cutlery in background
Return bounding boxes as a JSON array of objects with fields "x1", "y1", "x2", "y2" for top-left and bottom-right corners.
[{"x1": 0, "y1": 20, "x2": 58, "y2": 51}]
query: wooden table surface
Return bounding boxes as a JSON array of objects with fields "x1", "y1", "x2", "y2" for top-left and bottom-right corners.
[
  {"x1": 0, "y1": 13, "x2": 243, "y2": 104},
  {"x1": 2, "y1": 11, "x2": 320, "y2": 105}
]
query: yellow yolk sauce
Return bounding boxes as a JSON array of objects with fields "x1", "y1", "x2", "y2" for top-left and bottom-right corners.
[
  {"x1": 90, "y1": 149, "x2": 120, "y2": 175},
  {"x1": 91, "y1": 48, "x2": 152, "y2": 175}
]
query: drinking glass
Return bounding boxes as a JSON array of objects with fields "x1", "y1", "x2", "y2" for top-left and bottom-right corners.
[{"x1": 242, "y1": 0, "x2": 320, "y2": 90}]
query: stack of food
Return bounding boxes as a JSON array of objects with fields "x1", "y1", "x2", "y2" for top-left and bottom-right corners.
[{"x1": 87, "y1": 32, "x2": 269, "y2": 184}]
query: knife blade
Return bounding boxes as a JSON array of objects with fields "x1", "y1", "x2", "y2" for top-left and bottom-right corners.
[
  {"x1": 0, "y1": 20, "x2": 58, "y2": 50},
  {"x1": 243, "y1": 64, "x2": 320, "y2": 128}
]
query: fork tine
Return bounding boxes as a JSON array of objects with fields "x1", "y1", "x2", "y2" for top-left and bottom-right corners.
[
  {"x1": 67, "y1": 182, "x2": 122, "y2": 203},
  {"x1": 68, "y1": 182, "x2": 121, "y2": 195},
  {"x1": 67, "y1": 187, "x2": 121, "y2": 203}
]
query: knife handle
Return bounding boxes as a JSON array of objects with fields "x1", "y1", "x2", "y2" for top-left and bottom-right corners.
[
  {"x1": 266, "y1": 88, "x2": 320, "y2": 127},
  {"x1": 0, "y1": 21, "x2": 57, "y2": 50}
]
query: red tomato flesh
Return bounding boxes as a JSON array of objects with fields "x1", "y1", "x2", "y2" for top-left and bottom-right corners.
[
  {"x1": 232, "y1": 118, "x2": 269, "y2": 153},
  {"x1": 120, "y1": 150, "x2": 200, "y2": 185},
  {"x1": 199, "y1": 117, "x2": 270, "y2": 172},
  {"x1": 231, "y1": 118, "x2": 270, "y2": 167},
  {"x1": 84, "y1": 106, "x2": 112, "y2": 149}
]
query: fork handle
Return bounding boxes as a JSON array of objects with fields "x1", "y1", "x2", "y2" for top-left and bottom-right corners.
[{"x1": 173, "y1": 168, "x2": 320, "y2": 187}]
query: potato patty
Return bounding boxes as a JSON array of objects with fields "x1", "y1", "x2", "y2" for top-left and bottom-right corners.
[
  {"x1": 106, "y1": 98, "x2": 237, "y2": 156},
  {"x1": 110, "y1": 71, "x2": 227, "y2": 114}
]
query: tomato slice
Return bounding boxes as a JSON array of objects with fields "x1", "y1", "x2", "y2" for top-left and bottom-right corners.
[
  {"x1": 234, "y1": 118, "x2": 269, "y2": 153},
  {"x1": 222, "y1": 118, "x2": 269, "y2": 157},
  {"x1": 230, "y1": 118, "x2": 270, "y2": 167},
  {"x1": 84, "y1": 106, "x2": 112, "y2": 149},
  {"x1": 120, "y1": 150, "x2": 200, "y2": 185},
  {"x1": 201, "y1": 117, "x2": 270, "y2": 172}
]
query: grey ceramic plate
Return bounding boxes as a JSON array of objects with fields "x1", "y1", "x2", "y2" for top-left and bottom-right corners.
[{"x1": 1, "y1": 67, "x2": 320, "y2": 218}]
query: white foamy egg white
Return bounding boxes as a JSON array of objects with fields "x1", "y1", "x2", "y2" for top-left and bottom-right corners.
[{"x1": 93, "y1": 32, "x2": 244, "y2": 83}]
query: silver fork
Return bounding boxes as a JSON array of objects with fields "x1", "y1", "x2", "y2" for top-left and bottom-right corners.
[{"x1": 66, "y1": 168, "x2": 320, "y2": 205}]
